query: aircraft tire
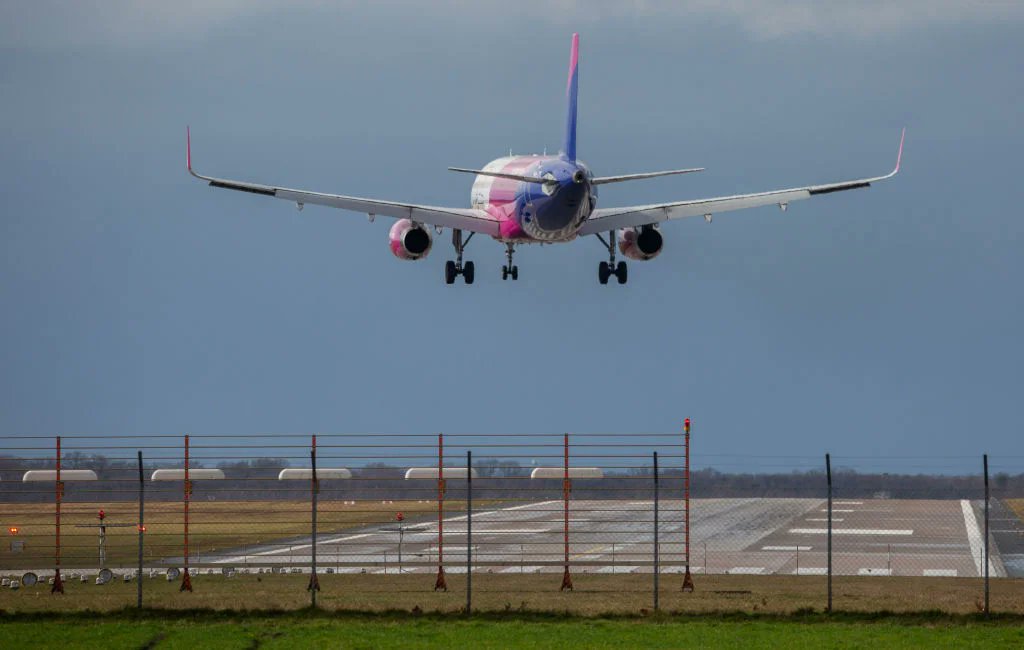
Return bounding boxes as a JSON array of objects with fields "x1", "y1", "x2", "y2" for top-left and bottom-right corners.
[
  {"x1": 598, "y1": 261, "x2": 610, "y2": 285},
  {"x1": 616, "y1": 261, "x2": 628, "y2": 285},
  {"x1": 445, "y1": 260, "x2": 457, "y2": 284},
  {"x1": 464, "y1": 261, "x2": 475, "y2": 284},
  {"x1": 511, "y1": 265, "x2": 518, "y2": 281}
]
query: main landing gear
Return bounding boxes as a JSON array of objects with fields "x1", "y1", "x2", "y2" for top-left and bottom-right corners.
[
  {"x1": 445, "y1": 229, "x2": 475, "y2": 285},
  {"x1": 595, "y1": 231, "x2": 627, "y2": 285},
  {"x1": 501, "y1": 243, "x2": 519, "y2": 281}
]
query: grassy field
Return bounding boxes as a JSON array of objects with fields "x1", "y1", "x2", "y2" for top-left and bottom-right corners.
[
  {"x1": 1, "y1": 573, "x2": 1022, "y2": 616},
  {"x1": 0, "y1": 499, "x2": 461, "y2": 569},
  {"x1": 2, "y1": 613, "x2": 1023, "y2": 649}
]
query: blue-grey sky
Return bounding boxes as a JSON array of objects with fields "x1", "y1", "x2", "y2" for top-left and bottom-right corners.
[{"x1": 2, "y1": 2, "x2": 1022, "y2": 472}]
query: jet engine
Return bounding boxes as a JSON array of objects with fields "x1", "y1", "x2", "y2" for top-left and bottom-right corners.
[
  {"x1": 389, "y1": 219, "x2": 433, "y2": 260},
  {"x1": 617, "y1": 225, "x2": 663, "y2": 261}
]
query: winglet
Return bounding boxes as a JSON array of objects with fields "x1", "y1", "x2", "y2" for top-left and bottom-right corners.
[{"x1": 893, "y1": 127, "x2": 905, "y2": 175}]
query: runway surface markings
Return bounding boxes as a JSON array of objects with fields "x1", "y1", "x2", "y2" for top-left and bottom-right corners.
[
  {"x1": 788, "y1": 528, "x2": 913, "y2": 535},
  {"x1": 594, "y1": 566, "x2": 641, "y2": 574},
  {"x1": 726, "y1": 567, "x2": 765, "y2": 574},
  {"x1": 834, "y1": 501, "x2": 864, "y2": 505},
  {"x1": 960, "y1": 499, "x2": 999, "y2": 577},
  {"x1": 924, "y1": 569, "x2": 958, "y2": 577},
  {"x1": 821, "y1": 509, "x2": 856, "y2": 513},
  {"x1": 762, "y1": 546, "x2": 812, "y2": 551},
  {"x1": 793, "y1": 567, "x2": 827, "y2": 575},
  {"x1": 806, "y1": 518, "x2": 843, "y2": 522},
  {"x1": 858, "y1": 568, "x2": 893, "y2": 576}
]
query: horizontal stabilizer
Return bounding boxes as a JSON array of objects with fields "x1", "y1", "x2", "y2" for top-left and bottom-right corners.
[
  {"x1": 448, "y1": 166, "x2": 556, "y2": 185},
  {"x1": 592, "y1": 167, "x2": 704, "y2": 185}
]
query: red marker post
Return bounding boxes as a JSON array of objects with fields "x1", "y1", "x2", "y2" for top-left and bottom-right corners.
[{"x1": 682, "y1": 418, "x2": 694, "y2": 592}]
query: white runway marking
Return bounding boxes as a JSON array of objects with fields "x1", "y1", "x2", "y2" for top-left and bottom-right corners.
[
  {"x1": 924, "y1": 569, "x2": 958, "y2": 577},
  {"x1": 793, "y1": 568, "x2": 827, "y2": 575},
  {"x1": 500, "y1": 566, "x2": 542, "y2": 574},
  {"x1": 442, "y1": 528, "x2": 550, "y2": 535},
  {"x1": 834, "y1": 501, "x2": 864, "y2": 505},
  {"x1": 726, "y1": 567, "x2": 764, "y2": 574},
  {"x1": 595, "y1": 566, "x2": 640, "y2": 574},
  {"x1": 806, "y1": 518, "x2": 844, "y2": 522},
  {"x1": 443, "y1": 500, "x2": 561, "y2": 522},
  {"x1": 762, "y1": 546, "x2": 812, "y2": 551},
  {"x1": 858, "y1": 568, "x2": 893, "y2": 576},
  {"x1": 960, "y1": 499, "x2": 999, "y2": 577},
  {"x1": 789, "y1": 528, "x2": 913, "y2": 536},
  {"x1": 820, "y1": 509, "x2": 856, "y2": 513},
  {"x1": 215, "y1": 532, "x2": 377, "y2": 562}
]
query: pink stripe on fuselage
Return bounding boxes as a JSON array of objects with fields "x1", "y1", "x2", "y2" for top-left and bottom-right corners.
[{"x1": 484, "y1": 156, "x2": 551, "y2": 240}]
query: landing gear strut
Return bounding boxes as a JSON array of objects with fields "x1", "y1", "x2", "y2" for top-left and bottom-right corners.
[
  {"x1": 501, "y1": 243, "x2": 519, "y2": 281},
  {"x1": 445, "y1": 229, "x2": 475, "y2": 285},
  {"x1": 595, "y1": 231, "x2": 627, "y2": 285}
]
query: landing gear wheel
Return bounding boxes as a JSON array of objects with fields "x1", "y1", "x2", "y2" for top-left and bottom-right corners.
[
  {"x1": 511, "y1": 265, "x2": 518, "y2": 281},
  {"x1": 598, "y1": 261, "x2": 610, "y2": 285},
  {"x1": 463, "y1": 261, "x2": 475, "y2": 284},
  {"x1": 445, "y1": 260, "x2": 457, "y2": 285},
  {"x1": 502, "y1": 266, "x2": 509, "y2": 281},
  {"x1": 615, "y1": 261, "x2": 628, "y2": 285}
]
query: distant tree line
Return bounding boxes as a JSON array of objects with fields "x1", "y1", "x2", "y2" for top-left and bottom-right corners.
[{"x1": 0, "y1": 453, "x2": 1018, "y2": 503}]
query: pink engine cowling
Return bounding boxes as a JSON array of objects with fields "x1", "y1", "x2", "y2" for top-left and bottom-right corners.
[
  {"x1": 389, "y1": 219, "x2": 433, "y2": 260},
  {"x1": 617, "y1": 226, "x2": 663, "y2": 261}
]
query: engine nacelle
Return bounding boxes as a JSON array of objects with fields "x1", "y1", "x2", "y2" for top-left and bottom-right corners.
[
  {"x1": 389, "y1": 219, "x2": 433, "y2": 260},
  {"x1": 617, "y1": 226, "x2": 663, "y2": 261}
]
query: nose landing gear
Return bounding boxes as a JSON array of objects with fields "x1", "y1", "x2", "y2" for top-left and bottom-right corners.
[
  {"x1": 595, "y1": 231, "x2": 627, "y2": 285},
  {"x1": 501, "y1": 243, "x2": 519, "y2": 281},
  {"x1": 445, "y1": 229, "x2": 475, "y2": 285}
]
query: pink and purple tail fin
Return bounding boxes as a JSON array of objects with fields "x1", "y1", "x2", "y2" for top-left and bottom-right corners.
[{"x1": 563, "y1": 33, "x2": 579, "y2": 162}]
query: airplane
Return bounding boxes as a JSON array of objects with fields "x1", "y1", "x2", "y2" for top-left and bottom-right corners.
[{"x1": 187, "y1": 33, "x2": 903, "y2": 285}]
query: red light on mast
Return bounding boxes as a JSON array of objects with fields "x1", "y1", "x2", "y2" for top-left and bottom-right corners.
[
  {"x1": 8, "y1": 527, "x2": 18, "y2": 536},
  {"x1": 684, "y1": 418, "x2": 691, "y2": 433},
  {"x1": 396, "y1": 512, "x2": 404, "y2": 522},
  {"x1": 98, "y1": 509, "x2": 106, "y2": 521}
]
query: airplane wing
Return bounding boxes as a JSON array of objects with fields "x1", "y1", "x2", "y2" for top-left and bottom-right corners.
[
  {"x1": 579, "y1": 130, "x2": 904, "y2": 236},
  {"x1": 186, "y1": 129, "x2": 500, "y2": 236}
]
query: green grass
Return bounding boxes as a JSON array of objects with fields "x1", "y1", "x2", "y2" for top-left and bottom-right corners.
[{"x1": 2, "y1": 613, "x2": 1024, "y2": 649}]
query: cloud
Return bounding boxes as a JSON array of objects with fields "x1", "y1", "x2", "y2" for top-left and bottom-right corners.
[{"x1": 2, "y1": 0, "x2": 1022, "y2": 50}]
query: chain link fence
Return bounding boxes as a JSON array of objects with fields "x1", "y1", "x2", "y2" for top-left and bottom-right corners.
[{"x1": 0, "y1": 432, "x2": 1021, "y2": 614}]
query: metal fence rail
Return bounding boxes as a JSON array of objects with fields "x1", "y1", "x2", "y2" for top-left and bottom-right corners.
[{"x1": 0, "y1": 430, "x2": 1022, "y2": 614}]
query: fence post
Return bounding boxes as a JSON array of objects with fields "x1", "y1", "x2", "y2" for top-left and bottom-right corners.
[
  {"x1": 180, "y1": 434, "x2": 192, "y2": 592},
  {"x1": 434, "y1": 433, "x2": 447, "y2": 591},
  {"x1": 52, "y1": 435, "x2": 64, "y2": 594},
  {"x1": 653, "y1": 450, "x2": 659, "y2": 612},
  {"x1": 826, "y1": 452, "x2": 832, "y2": 613},
  {"x1": 984, "y1": 453, "x2": 990, "y2": 616},
  {"x1": 682, "y1": 418, "x2": 694, "y2": 592},
  {"x1": 308, "y1": 435, "x2": 320, "y2": 605},
  {"x1": 466, "y1": 450, "x2": 472, "y2": 614},
  {"x1": 137, "y1": 450, "x2": 144, "y2": 609},
  {"x1": 560, "y1": 433, "x2": 573, "y2": 591}
]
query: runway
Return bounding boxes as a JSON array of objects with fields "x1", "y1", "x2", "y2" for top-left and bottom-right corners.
[{"x1": 199, "y1": 498, "x2": 1013, "y2": 577}]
